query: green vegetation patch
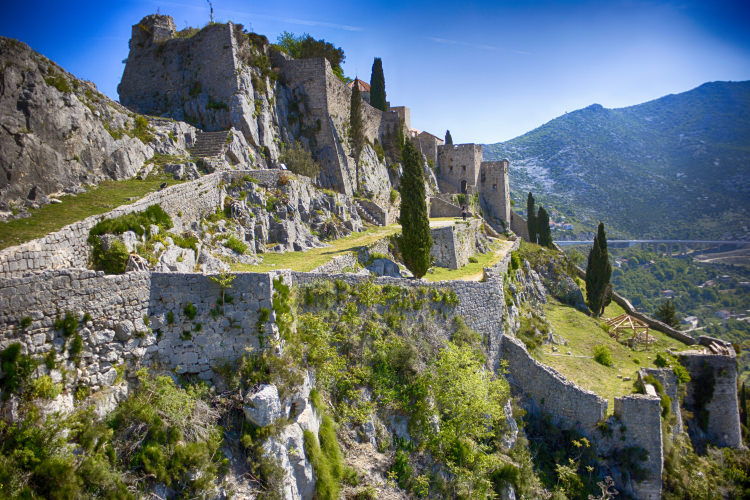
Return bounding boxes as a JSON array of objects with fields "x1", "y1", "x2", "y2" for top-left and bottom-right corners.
[
  {"x1": 0, "y1": 177, "x2": 182, "y2": 250},
  {"x1": 537, "y1": 296, "x2": 688, "y2": 413}
]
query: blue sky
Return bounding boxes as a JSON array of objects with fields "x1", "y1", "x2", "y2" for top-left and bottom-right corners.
[{"x1": 2, "y1": 1, "x2": 749, "y2": 143}]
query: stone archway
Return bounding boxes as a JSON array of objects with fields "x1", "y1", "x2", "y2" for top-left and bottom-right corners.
[{"x1": 461, "y1": 180, "x2": 467, "y2": 194}]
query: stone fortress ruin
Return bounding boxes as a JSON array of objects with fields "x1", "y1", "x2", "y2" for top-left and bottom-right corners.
[{"x1": 0, "y1": 13, "x2": 743, "y2": 500}]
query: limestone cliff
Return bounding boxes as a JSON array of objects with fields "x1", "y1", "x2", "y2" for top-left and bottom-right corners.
[{"x1": 0, "y1": 37, "x2": 168, "y2": 211}]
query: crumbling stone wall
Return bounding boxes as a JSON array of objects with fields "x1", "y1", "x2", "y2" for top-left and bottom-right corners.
[
  {"x1": 430, "y1": 220, "x2": 482, "y2": 270},
  {"x1": 428, "y1": 196, "x2": 462, "y2": 218},
  {"x1": 292, "y1": 272, "x2": 507, "y2": 369},
  {"x1": 679, "y1": 347, "x2": 742, "y2": 449},
  {"x1": 610, "y1": 395, "x2": 664, "y2": 500},
  {"x1": 500, "y1": 334, "x2": 608, "y2": 435},
  {"x1": 510, "y1": 210, "x2": 529, "y2": 239}
]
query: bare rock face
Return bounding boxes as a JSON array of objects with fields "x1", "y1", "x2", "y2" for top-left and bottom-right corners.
[{"x1": 0, "y1": 37, "x2": 156, "y2": 208}]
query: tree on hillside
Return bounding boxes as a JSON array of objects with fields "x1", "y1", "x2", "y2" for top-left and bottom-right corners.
[
  {"x1": 398, "y1": 139, "x2": 431, "y2": 278},
  {"x1": 586, "y1": 222, "x2": 613, "y2": 316},
  {"x1": 279, "y1": 140, "x2": 320, "y2": 178},
  {"x1": 369, "y1": 57, "x2": 386, "y2": 111},
  {"x1": 349, "y1": 82, "x2": 364, "y2": 190},
  {"x1": 445, "y1": 130, "x2": 453, "y2": 145},
  {"x1": 274, "y1": 31, "x2": 348, "y2": 82},
  {"x1": 656, "y1": 299, "x2": 679, "y2": 328},
  {"x1": 537, "y1": 206, "x2": 553, "y2": 248},
  {"x1": 526, "y1": 192, "x2": 538, "y2": 243}
]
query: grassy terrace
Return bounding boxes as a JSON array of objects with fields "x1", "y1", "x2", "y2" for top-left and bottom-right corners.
[
  {"x1": 232, "y1": 224, "x2": 401, "y2": 273},
  {"x1": 233, "y1": 217, "x2": 512, "y2": 279},
  {"x1": 533, "y1": 295, "x2": 689, "y2": 413},
  {"x1": 0, "y1": 176, "x2": 181, "y2": 250}
]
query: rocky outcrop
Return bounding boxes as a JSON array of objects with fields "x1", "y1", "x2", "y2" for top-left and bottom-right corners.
[{"x1": 0, "y1": 38, "x2": 167, "y2": 212}]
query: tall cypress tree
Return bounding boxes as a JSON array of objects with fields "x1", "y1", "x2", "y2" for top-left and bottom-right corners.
[
  {"x1": 586, "y1": 222, "x2": 613, "y2": 316},
  {"x1": 350, "y1": 82, "x2": 364, "y2": 190},
  {"x1": 445, "y1": 130, "x2": 453, "y2": 145},
  {"x1": 369, "y1": 57, "x2": 387, "y2": 111},
  {"x1": 526, "y1": 192, "x2": 537, "y2": 243},
  {"x1": 398, "y1": 139, "x2": 431, "y2": 278},
  {"x1": 537, "y1": 206, "x2": 553, "y2": 247}
]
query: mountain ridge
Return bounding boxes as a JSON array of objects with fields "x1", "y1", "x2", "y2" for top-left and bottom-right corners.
[{"x1": 484, "y1": 80, "x2": 750, "y2": 240}]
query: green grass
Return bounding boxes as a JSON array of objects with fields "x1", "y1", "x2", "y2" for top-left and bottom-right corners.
[
  {"x1": 0, "y1": 176, "x2": 182, "y2": 250},
  {"x1": 424, "y1": 239, "x2": 515, "y2": 282},
  {"x1": 233, "y1": 224, "x2": 401, "y2": 273},
  {"x1": 536, "y1": 296, "x2": 689, "y2": 414}
]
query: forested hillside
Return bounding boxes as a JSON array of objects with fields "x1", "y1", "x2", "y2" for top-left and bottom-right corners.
[{"x1": 484, "y1": 81, "x2": 750, "y2": 240}]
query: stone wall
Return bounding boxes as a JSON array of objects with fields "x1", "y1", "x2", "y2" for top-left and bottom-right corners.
[
  {"x1": 479, "y1": 160, "x2": 510, "y2": 226},
  {"x1": 413, "y1": 131, "x2": 443, "y2": 166},
  {"x1": 429, "y1": 196, "x2": 462, "y2": 218},
  {"x1": 0, "y1": 174, "x2": 225, "y2": 279},
  {"x1": 678, "y1": 349, "x2": 743, "y2": 449},
  {"x1": 611, "y1": 395, "x2": 664, "y2": 500},
  {"x1": 437, "y1": 144, "x2": 482, "y2": 194},
  {"x1": 430, "y1": 220, "x2": 481, "y2": 270},
  {"x1": 0, "y1": 270, "x2": 281, "y2": 398},
  {"x1": 501, "y1": 334, "x2": 608, "y2": 435},
  {"x1": 278, "y1": 57, "x2": 397, "y2": 197},
  {"x1": 510, "y1": 210, "x2": 529, "y2": 239}
]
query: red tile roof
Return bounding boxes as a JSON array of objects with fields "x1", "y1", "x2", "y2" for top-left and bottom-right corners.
[{"x1": 347, "y1": 78, "x2": 371, "y2": 92}]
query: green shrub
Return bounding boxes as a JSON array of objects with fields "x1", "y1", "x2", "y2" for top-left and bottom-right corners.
[
  {"x1": 223, "y1": 235, "x2": 248, "y2": 254},
  {"x1": 279, "y1": 140, "x2": 321, "y2": 178},
  {"x1": 132, "y1": 115, "x2": 154, "y2": 143},
  {"x1": 31, "y1": 375, "x2": 62, "y2": 400},
  {"x1": 469, "y1": 256, "x2": 479, "y2": 263},
  {"x1": 593, "y1": 345, "x2": 613, "y2": 366},
  {"x1": 45, "y1": 73, "x2": 71, "y2": 93},
  {"x1": 54, "y1": 311, "x2": 78, "y2": 337},
  {"x1": 69, "y1": 334, "x2": 83, "y2": 360},
  {"x1": 1, "y1": 343, "x2": 39, "y2": 399},
  {"x1": 183, "y1": 302, "x2": 197, "y2": 320},
  {"x1": 89, "y1": 205, "x2": 173, "y2": 240},
  {"x1": 91, "y1": 238, "x2": 130, "y2": 274},
  {"x1": 20, "y1": 316, "x2": 32, "y2": 329},
  {"x1": 167, "y1": 311, "x2": 175, "y2": 324}
]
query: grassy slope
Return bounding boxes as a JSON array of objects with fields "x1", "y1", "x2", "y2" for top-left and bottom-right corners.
[
  {"x1": 0, "y1": 176, "x2": 181, "y2": 250},
  {"x1": 535, "y1": 296, "x2": 688, "y2": 413},
  {"x1": 232, "y1": 225, "x2": 401, "y2": 273}
]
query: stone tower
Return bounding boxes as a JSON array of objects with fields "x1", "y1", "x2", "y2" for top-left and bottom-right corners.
[{"x1": 479, "y1": 160, "x2": 510, "y2": 227}]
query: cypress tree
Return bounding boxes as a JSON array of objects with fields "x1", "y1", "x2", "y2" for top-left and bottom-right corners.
[
  {"x1": 586, "y1": 222, "x2": 613, "y2": 316},
  {"x1": 349, "y1": 81, "x2": 364, "y2": 190},
  {"x1": 445, "y1": 130, "x2": 453, "y2": 145},
  {"x1": 398, "y1": 139, "x2": 432, "y2": 278},
  {"x1": 741, "y1": 382, "x2": 747, "y2": 427},
  {"x1": 537, "y1": 206, "x2": 553, "y2": 247},
  {"x1": 369, "y1": 57, "x2": 387, "y2": 111},
  {"x1": 526, "y1": 192, "x2": 537, "y2": 243}
]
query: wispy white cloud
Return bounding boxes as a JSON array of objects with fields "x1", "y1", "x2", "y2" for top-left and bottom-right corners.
[
  {"x1": 155, "y1": 2, "x2": 362, "y2": 32},
  {"x1": 426, "y1": 36, "x2": 530, "y2": 55}
]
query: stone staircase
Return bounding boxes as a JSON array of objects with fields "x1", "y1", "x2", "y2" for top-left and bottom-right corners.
[
  {"x1": 190, "y1": 130, "x2": 230, "y2": 158},
  {"x1": 354, "y1": 200, "x2": 381, "y2": 226}
]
